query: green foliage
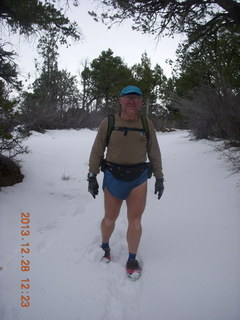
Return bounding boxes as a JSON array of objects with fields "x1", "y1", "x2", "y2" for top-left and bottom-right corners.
[
  {"x1": 0, "y1": 45, "x2": 22, "y2": 89},
  {"x1": 0, "y1": 0, "x2": 81, "y2": 167},
  {"x1": 172, "y1": 30, "x2": 240, "y2": 96},
  {"x1": 0, "y1": 81, "x2": 28, "y2": 158},
  {"x1": 20, "y1": 31, "x2": 81, "y2": 132},
  {"x1": 80, "y1": 50, "x2": 170, "y2": 121},
  {"x1": 131, "y1": 52, "x2": 167, "y2": 117},
  {"x1": 167, "y1": 28, "x2": 240, "y2": 137},
  {"x1": 1, "y1": 0, "x2": 80, "y2": 42},
  {"x1": 81, "y1": 49, "x2": 133, "y2": 113}
]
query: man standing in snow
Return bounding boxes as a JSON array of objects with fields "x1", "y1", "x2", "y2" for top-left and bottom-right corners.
[{"x1": 88, "y1": 85, "x2": 164, "y2": 280}]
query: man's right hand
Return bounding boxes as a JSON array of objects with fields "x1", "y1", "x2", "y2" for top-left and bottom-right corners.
[{"x1": 87, "y1": 173, "x2": 99, "y2": 198}]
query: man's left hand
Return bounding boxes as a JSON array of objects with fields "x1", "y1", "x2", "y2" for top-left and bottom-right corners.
[{"x1": 155, "y1": 178, "x2": 164, "y2": 200}]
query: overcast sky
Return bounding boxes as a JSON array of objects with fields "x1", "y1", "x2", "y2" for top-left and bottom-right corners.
[{"x1": 3, "y1": 0, "x2": 183, "y2": 85}]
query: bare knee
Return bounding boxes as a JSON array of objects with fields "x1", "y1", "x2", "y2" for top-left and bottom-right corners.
[
  {"x1": 102, "y1": 217, "x2": 116, "y2": 227},
  {"x1": 128, "y1": 217, "x2": 142, "y2": 230}
]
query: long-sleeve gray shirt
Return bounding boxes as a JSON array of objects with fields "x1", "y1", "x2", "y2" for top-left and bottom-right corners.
[{"x1": 89, "y1": 113, "x2": 164, "y2": 179}]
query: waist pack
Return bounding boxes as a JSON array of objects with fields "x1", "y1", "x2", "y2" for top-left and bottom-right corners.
[{"x1": 101, "y1": 160, "x2": 152, "y2": 181}]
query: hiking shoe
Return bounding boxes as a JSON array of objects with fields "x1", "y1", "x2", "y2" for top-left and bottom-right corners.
[
  {"x1": 101, "y1": 247, "x2": 111, "y2": 263},
  {"x1": 126, "y1": 259, "x2": 141, "y2": 280}
]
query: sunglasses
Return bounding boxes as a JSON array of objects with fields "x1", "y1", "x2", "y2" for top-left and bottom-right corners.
[{"x1": 122, "y1": 95, "x2": 142, "y2": 101}]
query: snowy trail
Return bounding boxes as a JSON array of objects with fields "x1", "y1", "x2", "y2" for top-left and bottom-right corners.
[{"x1": 0, "y1": 129, "x2": 240, "y2": 320}]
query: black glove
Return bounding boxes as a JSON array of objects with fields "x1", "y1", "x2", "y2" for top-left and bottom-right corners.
[
  {"x1": 87, "y1": 173, "x2": 99, "y2": 198},
  {"x1": 154, "y1": 178, "x2": 164, "y2": 200}
]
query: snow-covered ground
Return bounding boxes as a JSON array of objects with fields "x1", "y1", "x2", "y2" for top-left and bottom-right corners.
[{"x1": 0, "y1": 129, "x2": 240, "y2": 320}]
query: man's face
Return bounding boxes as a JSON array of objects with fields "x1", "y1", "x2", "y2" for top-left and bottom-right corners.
[{"x1": 119, "y1": 95, "x2": 142, "y2": 115}]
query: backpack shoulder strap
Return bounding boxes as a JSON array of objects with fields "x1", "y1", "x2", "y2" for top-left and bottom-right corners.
[
  {"x1": 106, "y1": 114, "x2": 150, "y2": 145},
  {"x1": 140, "y1": 115, "x2": 150, "y2": 142},
  {"x1": 106, "y1": 114, "x2": 115, "y2": 146}
]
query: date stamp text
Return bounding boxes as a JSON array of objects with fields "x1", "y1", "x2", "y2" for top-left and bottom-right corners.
[{"x1": 20, "y1": 212, "x2": 31, "y2": 307}]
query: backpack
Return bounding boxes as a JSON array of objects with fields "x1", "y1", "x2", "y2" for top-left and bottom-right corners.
[{"x1": 105, "y1": 114, "x2": 150, "y2": 146}]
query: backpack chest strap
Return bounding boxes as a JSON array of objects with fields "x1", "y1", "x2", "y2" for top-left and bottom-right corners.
[
  {"x1": 106, "y1": 114, "x2": 150, "y2": 145},
  {"x1": 114, "y1": 127, "x2": 145, "y2": 136}
]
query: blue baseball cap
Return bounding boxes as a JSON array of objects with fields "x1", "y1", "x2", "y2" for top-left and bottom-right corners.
[{"x1": 120, "y1": 85, "x2": 143, "y2": 96}]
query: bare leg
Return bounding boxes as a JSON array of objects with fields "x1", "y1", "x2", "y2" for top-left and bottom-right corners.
[
  {"x1": 101, "y1": 187, "x2": 123, "y2": 244},
  {"x1": 126, "y1": 181, "x2": 147, "y2": 254}
]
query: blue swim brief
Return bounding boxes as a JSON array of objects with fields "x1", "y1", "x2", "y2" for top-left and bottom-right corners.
[{"x1": 102, "y1": 168, "x2": 148, "y2": 200}]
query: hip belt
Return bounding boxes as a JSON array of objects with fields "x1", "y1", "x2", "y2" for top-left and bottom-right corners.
[{"x1": 101, "y1": 160, "x2": 152, "y2": 181}]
